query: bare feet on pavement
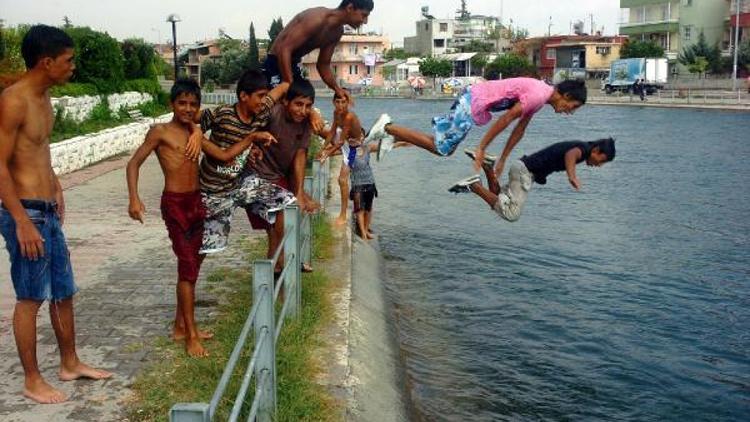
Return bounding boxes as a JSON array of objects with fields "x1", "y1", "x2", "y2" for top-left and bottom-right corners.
[
  {"x1": 24, "y1": 378, "x2": 68, "y2": 404},
  {"x1": 334, "y1": 215, "x2": 348, "y2": 226},
  {"x1": 58, "y1": 361, "x2": 113, "y2": 381}
]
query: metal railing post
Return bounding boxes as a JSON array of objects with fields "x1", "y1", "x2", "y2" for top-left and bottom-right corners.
[
  {"x1": 302, "y1": 177, "x2": 314, "y2": 266},
  {"x1": 312, "y1": 161, "x2": 322, "y2": 204},
  {"x1": 169, "y1": 403, "x2": 210, "y2": 422},
  {"x1": 283, "y1": 206, "x2": 300, "y2": 318},
  {"x1": 253, "y1": 260, "x2": 276, "y2": 422}
]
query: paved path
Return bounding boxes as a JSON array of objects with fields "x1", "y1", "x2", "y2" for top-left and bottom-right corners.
[{"x1": 0, "y1": 156, "x2": 258, "y2": 421}]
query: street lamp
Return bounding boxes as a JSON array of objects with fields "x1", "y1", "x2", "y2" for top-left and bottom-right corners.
[
  {"x1": 732, "y1": 0, "x2": 742, "y2": 91},
  {"x1": 166, "y1": 14, "x2": 181, "y2": 80}
]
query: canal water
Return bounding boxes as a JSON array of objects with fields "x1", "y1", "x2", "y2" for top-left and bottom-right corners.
[{"x1": 317, "y1": 99, "x2": 750, "y2": 421}]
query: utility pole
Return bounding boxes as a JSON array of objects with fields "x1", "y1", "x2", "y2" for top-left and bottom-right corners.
[
  {"x1": 590, "y1": 14, "x2": 595, "y2": 35},
  {"x1": 732, "y1": 0, "x2": 741, "y2": 91},
  {"x1": 548, "y1": 16, "x2": 553, "y2": 37}
]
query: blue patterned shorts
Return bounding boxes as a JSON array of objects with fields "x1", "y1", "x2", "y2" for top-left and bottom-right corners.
[{"x1": 432, "y1": 89, "x2": 475, "y2": 156}]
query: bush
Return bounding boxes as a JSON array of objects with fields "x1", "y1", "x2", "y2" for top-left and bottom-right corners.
[
  {"x1": 122, "y1": 38, "x2": 157, "y2": 80},
  {"x1": 485, "y1": 54, "x2": 537, "y2": 80},
  {"x1": 50, "y1": 82, "x2": 99, "y2": 97},
  {"x1": 121, "y1": 78, "x2": 161, "y2": 96},
  {"x1": 137, "y1": 99, "x2": 170, "y2": 117},
  {"x1": 65, "y1": 26, "x2": 126, "y2": 93}
]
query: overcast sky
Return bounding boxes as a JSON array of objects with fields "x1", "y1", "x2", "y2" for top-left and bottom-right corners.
[{"x1": 0, "y1": 1, "x2": 622, "y2": 46}]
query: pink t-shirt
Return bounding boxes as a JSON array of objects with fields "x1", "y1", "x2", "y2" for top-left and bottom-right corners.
[{"x1": 470, "y1": 78, "x2": 555, "y2": 126}]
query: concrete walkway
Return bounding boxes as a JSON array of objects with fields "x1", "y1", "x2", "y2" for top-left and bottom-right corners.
[{"x1": 0, "y1": 156, "x2": 258, "y2": 421}]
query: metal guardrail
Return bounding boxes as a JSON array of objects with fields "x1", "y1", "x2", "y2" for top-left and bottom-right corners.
[
  {"x1": 590, "y1": 89, "x2": 750, "y2": 107},
  {"x1": 169, "y1": 159, "x2": 330, "y2": 422}
]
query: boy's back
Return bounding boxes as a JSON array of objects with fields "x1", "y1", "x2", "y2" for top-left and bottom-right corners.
[{"x1": 270, "y1": 8, "x2": 343, "y2": 61}]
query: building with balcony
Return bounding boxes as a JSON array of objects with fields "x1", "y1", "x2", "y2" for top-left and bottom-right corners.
[
  {"x1": 723, "y1": 0, "x2": 750, "y2": 55},
  {"x1": 403, "y1": 6, "x2": 506, "y2": 56},
  {"x1": 516, "y1": 35, "x2": 627, "y2": 80},
  {"x1": 301, "y1": 34, "x2": 391, "y2": 87},
  {"x1": 619, "y1": 0, "x2": 729, "y2": 72},
  {"x1": 181, "y1": 40, "x2": 222, "y2": 82}
]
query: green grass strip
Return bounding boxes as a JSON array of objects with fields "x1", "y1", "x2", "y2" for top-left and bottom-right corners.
[{"x1": 127, "y1": 217, "x2": 338, "y2": 421}]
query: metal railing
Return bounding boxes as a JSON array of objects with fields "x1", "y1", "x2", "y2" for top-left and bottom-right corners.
[
  {"x1": 169, "y1": 159, "x2": 330, "y2": 422},
  {"x1": 590, "y1": 88, "x2": 750, "y2": 107}
]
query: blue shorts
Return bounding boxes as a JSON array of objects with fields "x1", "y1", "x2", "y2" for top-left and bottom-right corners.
[
  {"x1": 432, "y1": 88, "x2": 475, "y2": 156},
  {"x1": 0, "y1": 200, "x2": 78, "y2": 302}
]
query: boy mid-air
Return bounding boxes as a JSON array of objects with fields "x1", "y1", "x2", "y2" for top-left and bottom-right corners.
[{"x1": 451, "y1": 139, "x2": 616, "y2": 222}]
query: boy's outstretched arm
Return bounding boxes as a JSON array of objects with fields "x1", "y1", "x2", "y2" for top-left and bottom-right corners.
[
  {"x1": 564, "y1": 147, "x2": 583, "y2": 191},
  {"x1": 474, "y1": 103, "x2": 523, "y2": 171},
  {"x1": 200, "y1": 131, "x2": 277, "y2": 162},
  {"x1": 126, "y1": 127, "x2": 162, "y2": 223}
]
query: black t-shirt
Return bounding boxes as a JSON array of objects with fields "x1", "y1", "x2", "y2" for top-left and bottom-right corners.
[{"x1": 520, "y1": 141, "x2": 591, "y2": 185}]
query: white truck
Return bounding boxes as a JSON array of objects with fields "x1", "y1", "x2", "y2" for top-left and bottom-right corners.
[{"x1": 604, "y1": 58, "x2": 668, "y2": 94}]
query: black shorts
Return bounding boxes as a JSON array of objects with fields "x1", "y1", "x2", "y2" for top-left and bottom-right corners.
[
  {"x1": 350, "y1": 184, "x2": 377, "y2": 212},
  {"x1": 262, "y1": 54, "x2": 304, "y2": 87}
]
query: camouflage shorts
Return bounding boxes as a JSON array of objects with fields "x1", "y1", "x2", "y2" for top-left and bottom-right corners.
[{"x1": 200, "y1": 174, "x2": 296, "y2": 254}]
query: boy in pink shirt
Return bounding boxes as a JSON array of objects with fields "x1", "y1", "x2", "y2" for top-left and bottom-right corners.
[{"x1": 367, "y1": 78, "x2": 586, "y2": 177}]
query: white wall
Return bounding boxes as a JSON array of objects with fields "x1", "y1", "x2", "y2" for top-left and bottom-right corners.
[
  {"x1": 51, "y1": 113, "x2": 172, "y2": 175},
  {"x1": 51, "y1": 92, "x2": 154, "y2": 122}
]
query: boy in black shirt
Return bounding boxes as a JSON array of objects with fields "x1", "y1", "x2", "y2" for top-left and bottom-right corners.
[{"x1": 451, "y1": 139, "x2": 615, "y2": 222}]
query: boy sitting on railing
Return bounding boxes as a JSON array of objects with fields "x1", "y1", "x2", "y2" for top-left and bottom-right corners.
[
  {"x1": 127, "y1": 79, "x2": 275, "y2": 357},
  {"x1": 450, "y1": 139, "x2": 616, "y2": 222}
]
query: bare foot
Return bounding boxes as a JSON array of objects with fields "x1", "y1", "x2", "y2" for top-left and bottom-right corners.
[
  {"x1": 24, "y1": 378, "x2": 68, "y2": 404},
  {"x1": 173, "y1": 328, "x2": 214, "y2": 342},
  {"x1": 365, "y1": 232, "x2": 375, "y2": 240},
  {"x1": 58, "y1": 362, "x2": 113, "y2": 381},
  {"x1": 334, "y1": 215, "x2": 348, "y2": 226},
  {"x1": 186, "y1": 338, "x2": 210, "y2": 358}
]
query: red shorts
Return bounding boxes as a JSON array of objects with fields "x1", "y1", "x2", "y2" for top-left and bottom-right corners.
[
  {"x1": 247, "y1": 177, "x2": 290, "y2": 230},
  {"x1": 161, "y1": 191, "x2": 206, "y2": 283}
]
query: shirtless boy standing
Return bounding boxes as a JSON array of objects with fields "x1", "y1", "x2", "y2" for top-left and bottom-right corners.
[{"x1": 0, "y1": 25, "x2": 111, "y2": 404}]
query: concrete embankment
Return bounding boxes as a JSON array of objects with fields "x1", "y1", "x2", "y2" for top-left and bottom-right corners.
[{"x1": 317, "y1": 158, "x2": 410, "y2": 421}]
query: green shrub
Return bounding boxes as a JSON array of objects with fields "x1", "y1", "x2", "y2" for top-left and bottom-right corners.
[
  {"x1": 122, "y1": 38, "x2": 157, "y2": 80},
  {"x1": 50, "y1": 82, "x2": 99, "y2": 97},
  {"x1": 137, "y1": 100, "x2": 170, "y2": 117},
  {"x1": 65, "y1": 26, "x2": 125, "y2": 93},
  {"x1": 121, "y1": 78, "x2": 161, "y2": 96}
]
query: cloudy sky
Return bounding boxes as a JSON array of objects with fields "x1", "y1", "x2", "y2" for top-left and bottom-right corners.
[{"x1": 0, "y1": 0, "x2": 622, "y2": 45}]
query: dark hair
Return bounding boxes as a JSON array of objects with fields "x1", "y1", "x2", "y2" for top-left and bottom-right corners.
[
  {"x1": 556, "y1": 79, "x2": 587, "y2": 104},
  {"x1": 21, "y1": 25, "x2": 74, "y2": 69},
  {"x1": 286, "y1": 78, "x2": 315, "y2": 102},
  {"x1": 338, "y1": 0, "x2": 374, "y2": 11},
  {"x1": 590, "y1": 137, "x2": 616, "y2": 162},
  {"x1": 170, "y1": 78, "x2": 202, "y2": 103},
  {"x1": 236, "y1": 69, "x2": 270, "y2": 97},
  {"x1": 333, "y1": 88, "x2": 350, "y2": 101}
]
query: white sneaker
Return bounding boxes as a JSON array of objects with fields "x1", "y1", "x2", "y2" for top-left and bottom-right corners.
[
  {"x1": 464, "y1": 149, "x2": 497, "y2": 170},
  {"x1": 377, "y1": 135, "x2": 395, "y2": 161},
  {"x1": 448, "y1": 174, "x2": 481, "y2": 194},
  {"x1": 366, "y1": 113, "x2": 391, "y2": 143}
]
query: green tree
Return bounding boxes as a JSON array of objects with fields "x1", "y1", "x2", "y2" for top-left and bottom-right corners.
[
  {"x1": 485, "y1": 53, "x2": 536, "y2": 80},
  {"x1": 122, "y1": 38, "x2": 157, "y2": 80},
  {"x1": 201, "y1": 59, "x2": 222, "y2": 84},
  {"x1": 64, "y1": 27, "x2": 125, "y2": 92},
  {"x1": 0, "y1": 24, "x2": 6, "y2": 61},
  {"x1": 268, "y1": 18, "x2": 284, "y2": 48},
  {"x1": 383, "y1": 48, "x2": 409, "y2": 60},
  {"x1": 381, "y1": 65, "x2": 396, "y2": 81},
  {"x1": 456, "y1": 0, "x2": 470, "y2": 20},
  {"x1": 63, "y1": 16, "x2": 73, "y2": 29},
  {"x1": 419, "y1": 57, "x2": 452, "y2": 88},
  {"x1": 0, "y1": 25, "x2": 29, "y2": 75},
  {"x1": 678, "y1": 31, "x2": 721, "y2": 74},
  {"x1": 620, "y1": 40, "x2": 664, "y2": 59},
  {"x1": 739, "y1": 39, "x2": 750, "y2": 69},
  {"x1": 687, "y1": 56, "x2": 709, "y2": 77},
  {"x1": 248, "y1": 22, "x2": 260, "y2": 69},
  {"x1": 460, "y1": 39, "x2": 494, "y2": 53},
  {"x1": 470, "y1": 53, "x2": 488, "y2": 76}
]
